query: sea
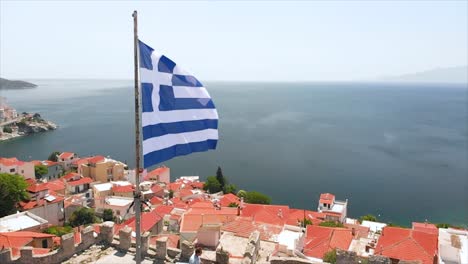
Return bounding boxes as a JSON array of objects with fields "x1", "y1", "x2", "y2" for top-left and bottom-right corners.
[{"x1": 1, "y1": 80, "x2": 467, "y2": 226}]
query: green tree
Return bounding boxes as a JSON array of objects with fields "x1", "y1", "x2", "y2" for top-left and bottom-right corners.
[
  {"x1": 228, "y1": 202, "x2": 239, "y2": 208},
  {"x1": 43, "y1": 225, "x2": 73, "y2": 236},
  {"x1": 299, "y1": 217, "x2": 313, "y2": 227},
  {"x1": 223, "y1": 184, "x2": 237, "y2": 194},
  {"x1": 102, "y1": 209, "x2": 114, "y2": 221},
  {"x1": 168, "y1": 189, "x2": 174, "y2": 199},
  {"x1": 203, "y1": 176, "x2": 222, "y2": 193},
  {"x1": 237, "y1": 190, "x2": 247, "y2": 198},
  {"x1": 244, "y1": 191, "x2": 272, "y2": 204},
  {"x1": 3, "y1": 126, "x2": 12, "y2": 133},
  {"x1": 69, "y1": 207, "x2": 96, "y2": 227},
  {"x1": 323, "y1": 248, "x2": 337, "y2": 264},
  {"x1": 34, "y1": 165, "x2": 48, "y2": 179},
  {"x1": 319, "y1": 221, "x2": 344, "y2": 228},
  {"x1": 48, "y1": 151, "x2": 60, "y2": 162},
  {"x1": 216, "y1": 166, "x2": 226, "y2": 189},
  {"x1": 359, "y1": 214, "x2": 378, "y2": 223},
  {"x1": 0, "y1": 173, "x2": 29, "y2": 217}
]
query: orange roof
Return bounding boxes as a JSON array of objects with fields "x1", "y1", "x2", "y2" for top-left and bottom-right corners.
[
  {"x1": 42, "y1": 160, "x2": 59, "y2": 166},
  {"x1": 167, "y1": 182, "x2": 182, "y2": 191},
  {"x1": 125, "y1": 211, "x2": 163, "y2": 233},
  {"x1": 112, "y1": 185, "x2": 134, "y2": 193},
  {"x1": 190, "y1": 201, "x2": 214, "y2": 208},
  {"x1": 241, "y1": 204, "x2": 290, "y2": 226},
  {"x1": 190, "y1": 181, "x2": 204, "y2": 189},
  {"x1": 222, "y1": 217, "x2": 283, "y2": 242},
  {"x1": 154, "y1": 205, "x2": 175, "y2": 216},
  {"x1": 150, "y1": 196, "x2": 164, "y2": 205},
  {"x1": 27, "y1": 183, "x2": 49, "y2": 193},
  {"x1": 375, "y1": 227, "x2": 438, "y2": 264},
  {"x1": 179, "y1": 189, "x2": 194, "y2": 198},
  {"x1": 180, "y1": 213, "x2": 237, "y2": 233},
  {"x1": 151, "y1": 184, "x2": 164, "y2": 194},
  {"x1": 31, "y1": 160, "x2": 43, "y2": 166},
  {"x1": 150, "y1": 234, "x2": 179, "y2": 248},
  {"x1": 187, "y1": 207, "x2": 238, "y2": 216},
  {"x1": 220, "y1": 193, "x2": 239, "y2": 207},
  {"x1": 412, "y1": 222, "x2": 438, "y2": 235},
  {"x1": 303, "y1": 225, "x2": 353, "y2": 259},
  {"x1": 44, "y1": 179, "x2": 65, "y2": 192},
  {"x1": 286, "y1": 209, "x2": 325, "y2": 226},
  {"x1": 0, "y1": 157, "x2": 24, "y2": 166},
  {"x1": 19, "y1": 196, "x2": 64, "y2": 210},
  {"x1": 0, "y1": 231, "x2": 55, "y2": 249},
  {"x1": 319, "y1": 193, "x2": 335, "y2": 204},
  {"x1": 67, "y1": 177, "x2": 93, "y2": 186},
  {"x1": 63, "y1": 172, "x2": 80, "y2": 181},
  {"x1": 146, "y1": 166, "x2": 169, "y2": 178},
  {"x1": 88, "y1": 155, "x2": 105, "y2": 164},
  {"x1": 58, "y1": 152, "x2": 75, "y2": 160},
  {"x1": 71, "y1": 157, "x2": 91, "y2": 166}
]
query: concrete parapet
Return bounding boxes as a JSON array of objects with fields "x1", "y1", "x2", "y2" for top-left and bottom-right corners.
[
  {"x1": 244, "y1": 230, "x2": 260, "y2": 264},
  {"x1": 141, "y1": 232, "x2": 150, "y2": 255},
  {"x1": 156, "y1": 236, "x2": 168, "y2": 259},
  {"x1": 79, "y1": 225, "x2": 95, "y2": 250},
  {"x1": 269, "y1": 256, "x2": 316, "y2": 264},
  {"x1": 167, "y1": 247, "x2": 181, "y2": 259},
  {"x1": 368, "y1": 255, "x2": 392, "y2": 264},
  {"x1": 61, "y1": 232, "x2": 76, "y2": 258},
  {"x1": 19, "y1": 247, "x2": 33, "y2": 263},
  {"x1": 180, "y1": 240, "x2": 194, "y2": 261},
  {"x1": 118, "y1": 226, "x2": 132, "y2": 251},
  {"x1": 100, "y1": 221, "x2": 115, "y2": 244}
]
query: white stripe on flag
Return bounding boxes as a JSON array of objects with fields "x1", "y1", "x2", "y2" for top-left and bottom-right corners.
[
  {"x1": 141, "y1": 108, "x2": 219, "y2": 126},
  {"x1": 142, "y1": 129, "x2": 218, "y2": 155},
  {"x1": 140, "y1": 68, "x2": 172, "y2": 85},
  {"x1": 173, "y1": 86, "x2": 211, "y2": 98}
]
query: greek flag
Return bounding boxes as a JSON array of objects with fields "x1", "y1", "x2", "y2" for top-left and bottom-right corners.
[{"x1": 139, "y1": 40, "x2": 218, "y2": 168}]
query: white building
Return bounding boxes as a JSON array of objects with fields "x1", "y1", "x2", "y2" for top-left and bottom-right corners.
[
  {"x1": 0, "y1": 157, "x2": 35, "y2": 179},
  {"x1": 95, "y1": 196, "x2": 135, "y2": 221},
  {"x1": 0, "y1": 212, "x2": 48, "y2": 232},
  {"x1": 439, "y1": 228, "x2": 468, "y2": 264},
  {"x1": 317, "y1": 193, "x2": 348, "y2": 223}
]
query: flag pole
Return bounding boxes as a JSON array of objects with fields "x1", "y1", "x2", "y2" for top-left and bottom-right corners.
[{"x1": 132, "y1": 10, "x2": 142, "y2": 264}]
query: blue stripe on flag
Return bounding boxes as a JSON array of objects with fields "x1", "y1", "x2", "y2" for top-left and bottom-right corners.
[
  {"x1": 138, "y1": 40, "x2": 154, "y2": 70},
  {"x1": 158, "y1": 85, "x2": 216, "y2": 111},
  {"x1": 144, "y1": 139, "x2": 218, "y2": 166},
  {"x1": 158, "y1": 55, "x2": 176, "y2": 73},
  {"x1": 142, "y1": 119, "x2": 218, "y2": 140},
  {"x1": 141, "y1": 83, "x2": 154, "y2": 112},
  {"x1": 172, "y1": 74, "x2": 203, "y2": 87}
]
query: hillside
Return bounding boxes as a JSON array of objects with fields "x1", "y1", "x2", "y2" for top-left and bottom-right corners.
[
  {"x1": 381, "y1": 66, "x2": 468, "y2": 84},
  {"x1": 0, "y1": 78, "x2": 37, "y2": 89}
]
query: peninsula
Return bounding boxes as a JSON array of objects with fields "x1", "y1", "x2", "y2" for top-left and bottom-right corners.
[
  {"x1": 0, "y1": 77, "x2": 37, "y2": 89},
  {"x1": 0, "y1": 97, "x2": 57, "y2": 141}
]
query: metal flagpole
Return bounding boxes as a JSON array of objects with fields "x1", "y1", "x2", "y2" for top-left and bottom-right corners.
[{"x1": 132, "y1": 10, "x2": 142, "y2": 264}]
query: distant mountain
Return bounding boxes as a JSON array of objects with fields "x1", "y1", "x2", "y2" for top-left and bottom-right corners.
[
  {"x1": 0, "y1": 78, "x2": 37, "y2": 89},
  {"x1": 381, "y1": 66, "x2": 468, "y2": 84}
]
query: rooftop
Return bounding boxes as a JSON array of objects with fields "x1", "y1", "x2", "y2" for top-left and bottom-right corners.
[
  {"x1": 0, "y1": 212, "x2": 48, "y2": 232},
  {"x1": 104, "y1": 196, "x2": 134, "y2": 207},
  {"x1": 58, "y1": 152, "x2": 75, "y2": 160},
  {"x1": 0, "y1": 157, "x2": 25, "y2": 166}
]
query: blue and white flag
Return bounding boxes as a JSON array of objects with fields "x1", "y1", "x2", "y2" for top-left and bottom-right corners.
[{"x1": 138, "y1": 40, "x2": 218, "y2": 168}]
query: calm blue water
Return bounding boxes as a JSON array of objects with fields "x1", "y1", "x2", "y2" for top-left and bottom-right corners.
[{"x1": 1, "y1": 80, "x2": 467, "y2": 226}]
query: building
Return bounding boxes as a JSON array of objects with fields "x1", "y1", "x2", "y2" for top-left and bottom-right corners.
[
  {"x1": 57, "y1": 152, "x2": 78, "y2": 170},
  {"x1": 19, "y1": 193, "x2": 65, "y2": 226},
  {"x1": 79, "y1": 156, "x2": 125, "y2": 182},
  {"x1": 438, "y1": 228, "x2": 468, "y2": 264},
  {"x1": 0, "y1": 231, "x2": 56, "y2": 257},
  {"x1": 95, "y1": 196, "x2": 134, "y2": 221},
  {"x1": 302, "y1": 225, "x2": 354, "y2": 261},
  {"x1": 375, "y1": 226, "x2": 438, "y2": 264},
  {"x1": 412, "y1": 222, "x2": 438, "y2": 235},
  {"x1": 317, "y1": 193, "x2": 348, "y2": 223},
  {"x1": 0, "y1": 157, "x2": 35, "y2": 179},
  {"x1": 145, "y1": 166, "x2": 170, "y2": 184},
  {"x1": 0, "y1": 212, "x2": 48, "y2": 232},
  {"x1": 31, "y1": 160, "x2": 63, "y2": 181}
]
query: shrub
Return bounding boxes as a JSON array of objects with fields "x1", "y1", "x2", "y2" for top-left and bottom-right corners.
[{"x1": 319, "y1": 221, "x2": 344, "y2": 228}]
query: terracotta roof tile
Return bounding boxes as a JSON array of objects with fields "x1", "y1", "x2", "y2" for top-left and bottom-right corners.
[
  {"x1": 319, "y1": 193, "x2": 335, "y2": 204},
  {"x1": 112, "y1": 185, "x2": 134, "y2": 193},
  {"x1": 220, "y1": 193, "x2": 239, "y2": 207},
  {"x1": 88, "y1": 155, "x2": 105, "y2": 164},
  {"x1": 303, "y1": 225, "x2": 353, "y2": 259},
  {"x1": 58, "y1": 152, "x2": 75, "y2": 160},
  {"x1": 0, "y1": 157, "x2": 25, "y2": 166},
  {"x1": 67, "y1": 177, "x2": 93, "y2": 186}
]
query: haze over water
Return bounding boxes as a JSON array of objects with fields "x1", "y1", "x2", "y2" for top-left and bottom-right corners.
[{"x1": 1, "y1": 80, "x2": 467, "y2": 226}]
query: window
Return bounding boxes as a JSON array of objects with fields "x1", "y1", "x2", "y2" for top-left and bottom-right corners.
[
  {"x1": 42, "y1": 239, "x2": 48, "y2": 248},
  {"x1": 21, "y1": 170, "x2": 24, "y2": 174},
  {"x1": 10, "y1": 168, "x2": 15, "y2": 173}
]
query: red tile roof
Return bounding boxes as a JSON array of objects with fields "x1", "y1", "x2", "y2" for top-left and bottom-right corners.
[
  {"x1": 44, "y1": 179, "x2": 65, "y2": 192},
  {"x1": 150, "y1": 196, "x2": 164, "y2": 205},
  {"x1": 375, "y1": 227, "x2": 438, "y2": 264},
  {"x1": 58, "y1": 152, "x2": 75, "y2": 160},
  {"x1": 63, "y1": 172, "x2": 80, "y2": 181},
  {"x1": 191, "y1": 182, "x2": 204, "y2": 189},
  {"x1": 190, "y1": 201, "x2": 214, "y2": 208},
  {"x1": 150, "y1": 234, "x2": 179, "y2": 248},
  {"x1": 0, "y1": 231, "x2": 55, "y2": 248},
  {"x1": 19, "y1": 195, "x2": 65, "y2": 210},
  {"x1": 303, "y1": 225, "x2": 353, "y2": 259},
  {"x1": 71, "y1": 157, "x2": 91, "y2": 166},
  {"x1": 222, "y1": 217, "x2": 283, "y2": 242},
  {"x1": 154, "y1": 205, "x2": 175, "y2": 216},
  {"x1": 125, "y1": 211, "x2": 163, "y2": 233},
  {"x1": 319, "y1": 193, "x2": 335, "y2": 204},
  {"x1": 112, "y1": 185, "x2": 134, "y2": 193},
  {"x1": 412, "y1": 222, "x2": 438, "y2": 235},
  {"x1": 167, "y1": 182, "x2": 182, "y2": 191},
  {"x1": 220, "y1": 193, "x2": 239, "y2": 207},
  {"x1": 42, "y1": 160, "x2": 59, "y2": 166},
  {"x1": 179, "y1": 189, "x2": 194, "y2": 198},
  {"x1": 241, "y1": 204, "x2": 290, "y2": 226},
  {"x1": 0, "y1": 157, "x2": 25, "y2": 166},
  {"x1": 88, "y1": 155, "x2": 105, "y2": 164},
  {"x1": 145, "y1": 166, "x2": 169, "y2": 181},
  {"x1": 27, "y1": 183, "x2": 49, "y2": 193},
  {"x1": 180, "y1": 214, "x2": 237, "y2": 233},
  {"x1": 286, "y1": 209, "x2": 325, "y2": 226},
  {"x1": 67, "y1": 177, "x2": 93, "y2": 186}
]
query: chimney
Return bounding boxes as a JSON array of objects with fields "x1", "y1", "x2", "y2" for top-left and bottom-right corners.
[{"x1": 352, "y1": 227, "x2": 356, "y2": 236}]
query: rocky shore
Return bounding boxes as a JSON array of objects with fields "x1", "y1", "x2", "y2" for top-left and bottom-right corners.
[{"x1": 0, "y1": 113, "x2": 57, "y2": 141}]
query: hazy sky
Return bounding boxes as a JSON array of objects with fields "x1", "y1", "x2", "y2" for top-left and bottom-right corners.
[{"x1": 1, "y1": 1, "x2": 467, "y2": 81}]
